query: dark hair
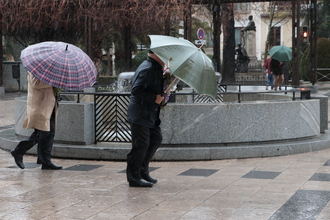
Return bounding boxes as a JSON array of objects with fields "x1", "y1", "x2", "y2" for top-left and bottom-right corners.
[{"x1": 148, "y1": 50, "x2": 154, "y2": 54}]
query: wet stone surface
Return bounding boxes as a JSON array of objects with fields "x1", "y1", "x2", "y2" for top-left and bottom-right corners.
[{"x1": 242, "y1": 170, "x2": 281, "y2": 179}]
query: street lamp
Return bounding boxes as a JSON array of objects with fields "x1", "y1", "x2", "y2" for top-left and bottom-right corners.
[{"x1": 302, "y1": 26, "x2": 309, "y2": 40}]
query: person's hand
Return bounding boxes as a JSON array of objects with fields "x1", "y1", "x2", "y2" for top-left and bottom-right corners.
[{"x1": 155, "y1": 94, "x2": 164, "y2": 105}]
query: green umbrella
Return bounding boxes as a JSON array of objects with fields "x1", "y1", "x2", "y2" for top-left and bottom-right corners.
[
  {"x1": 269, "y1": 45, "x2": 292, "y2": 62},
  {"x1": 149, "y1": 35, "x2": 217, "y2": 98}
]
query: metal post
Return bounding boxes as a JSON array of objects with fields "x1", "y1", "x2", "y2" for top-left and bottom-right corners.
[
  {"x1": 94, "y1": 94, "x2": 97, "y2": 144},
  {"x1": 293, "y1": 91, "x2": 296, "y2": 100},
  {"x1": 192, "y1": 90, "x2": 195, "y2": 103}
]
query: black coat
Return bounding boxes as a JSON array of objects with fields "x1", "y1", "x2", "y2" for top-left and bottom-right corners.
[
  {"x1": 270, "y1": 59, "x2": 282, "y2": 75},
  {"x1": 127, "y1": 57, "x2": 164, "y2": 128}
]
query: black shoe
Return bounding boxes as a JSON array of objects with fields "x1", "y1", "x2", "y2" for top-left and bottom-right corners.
[
  {"x1": 11, "y1": 151, "x2": 25, "y2": 169},
  {"x1": 41, "y1": 163, "x2": 62, "y2": 170},
  {"x1": 129, "y1": 179, "x2": 153, "y2": 187},
  {"x1": 141, "y1": 173, "x2": 157, "y2": 184}
]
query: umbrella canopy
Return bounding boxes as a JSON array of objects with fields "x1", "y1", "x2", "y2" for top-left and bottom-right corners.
[
  {"x1": 20, "y1": 41, "x2": 97, "y2": 90},
  {"x1": 149, "y1": 35, "x2": 217, "y2": 98},
  {"x1": 269, "y1": 45, "x2": 292, "y2": 62}
]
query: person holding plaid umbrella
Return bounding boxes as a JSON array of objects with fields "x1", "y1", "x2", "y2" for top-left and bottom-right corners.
[
  {"x1": 11, "y1": 42, "x2": 97, "y2": 170},
  {"x1": 11, "y1": 72, "x2": 62, "y2": 169}
]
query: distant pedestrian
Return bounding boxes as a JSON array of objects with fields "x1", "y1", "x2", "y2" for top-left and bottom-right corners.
[
  {"x1": 126, "y1": 50, "x2": 165, "y2": 187},
  {"x1": 270, "y1": 58, "x2": 284, "y2": 91},
  {"x1": 263, "y1": 56, "x2": 273, "y2": 90},
  {"x1": 11, "y1": 72, "x2": 62, "y2": 170}
]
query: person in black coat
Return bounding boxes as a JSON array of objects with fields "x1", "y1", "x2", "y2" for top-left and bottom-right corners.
[
  {"x1": 270, "y1": 58, "x2": 284, "y2": 91},
  {"x1": 126, "y1": 50, "x2": 165, "y2": 187}
]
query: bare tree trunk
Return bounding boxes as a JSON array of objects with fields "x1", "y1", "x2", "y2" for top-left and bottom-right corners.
[
  {"x1": 292, "y1": 0, "x2": 301, "y2": 87},
  {"x1": 309, "y1": 0, "x2": 317, "y2": 85},
  {"x1": 164, "y1": 14, "x2": 171, "y2": 36},
  {"x1": 264, "y1": 2, "x2": 276, "y2": 63},
  {"x1": 212, "y1": 2, "x2": 221, "y2": 72},
  {"x1": 123, "y1": 24, "x2": 132, "y2": 70},
  {"x1": 184, "y1": 0, "x2": 192, "y2": 41},
  {"x1": 84, "y1": 16, "x2": 93, "y2": 58},
  {"x1": 221, "y1": 3, "x2": 235, "y2": 83},
  {"x1": 0, "y1": 12, "x2": 3, "y2": 86}
]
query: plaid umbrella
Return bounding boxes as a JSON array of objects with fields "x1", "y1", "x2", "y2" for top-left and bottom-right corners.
[{"x1": 20, "y1": 41, "x2": 97, "y2": 90}]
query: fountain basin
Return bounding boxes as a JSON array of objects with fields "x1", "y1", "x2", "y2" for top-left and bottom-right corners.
[
  {"x1": 161, "y1": 100, "x2": 320, "y2": 144},
  {"x1": 5, "y1": 95, "x2": 329, "y2": 160},
  {"x1": 15, "y1": 98, "x2": 321, "y2": 145}
]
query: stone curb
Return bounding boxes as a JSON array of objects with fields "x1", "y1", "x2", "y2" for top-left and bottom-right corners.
[{"x1": 1, "y1": 127, "x2": 330, "y2": 161}]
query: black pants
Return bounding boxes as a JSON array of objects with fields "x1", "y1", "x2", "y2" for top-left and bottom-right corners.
[
  {"x1": 126, "y1": 123, "x2": 162, "y2": 181},
  {"x1": 13, "y1": 110, "x2": 55, "y2": 164}
]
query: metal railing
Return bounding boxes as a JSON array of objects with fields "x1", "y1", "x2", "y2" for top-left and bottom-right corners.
[
  {"x1": 94, "y1": 93, "x2": 131, "y2": 143},
  {"x1": 316, "y1": 68, "x2": 330, "y2": 81},
  {"x1": 59, "y1": 86, "x2": 304, "y2": 143}
]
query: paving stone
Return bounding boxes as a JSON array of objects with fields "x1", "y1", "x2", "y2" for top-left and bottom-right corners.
[
  {"x1": 242, "y1": 170, "x2": 281, "y2": 179},
  {"x1": 269, "y1": 190, "x2": 330, "y2": 220},
  {"x1": 323, "y1": 160, "x2": 330, "y2": 166},
  {"x1": 309, "y1": 173, "x2": 330, "y2": 182},
  {"x1": 64, "y1": 164, "x2": 103, "y2": 171},
  {"x1": 178, "y1": 168, "x2": 219, "y2": 177}
]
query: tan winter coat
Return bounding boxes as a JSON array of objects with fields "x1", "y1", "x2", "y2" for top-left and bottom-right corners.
[{"x1": 23, "y1": 72, "x2": 56, "y2": 131}]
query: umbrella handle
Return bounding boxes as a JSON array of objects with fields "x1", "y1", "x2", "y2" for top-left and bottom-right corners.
[
  {"x1": 164, "y1": 78, "x2": 180, "y2": 94},
  {"x1": 162, "y1": 58, "x2": 172, "y2": 76}
]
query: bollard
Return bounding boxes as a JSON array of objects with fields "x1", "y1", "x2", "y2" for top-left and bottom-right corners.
[{"x1": 300, "y1": 88, "x2": 311, "y2": 99}]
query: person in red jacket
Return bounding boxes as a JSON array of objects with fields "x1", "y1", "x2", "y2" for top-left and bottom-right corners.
[{"x1": 263, "y1": 56, "x2": 273, "y2": 90}]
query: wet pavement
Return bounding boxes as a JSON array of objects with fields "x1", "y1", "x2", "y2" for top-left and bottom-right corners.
[
  {"x1": 1, "y1": 88, "x2": 330, "y2": 219},
  {"x1": 1, "y1": 144, "x2": 330, "y2": 219}
]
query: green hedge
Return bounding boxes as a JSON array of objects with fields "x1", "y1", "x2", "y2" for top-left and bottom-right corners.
[{"x1": 317, "y1": 38, "x2": 330, "y2": 68}]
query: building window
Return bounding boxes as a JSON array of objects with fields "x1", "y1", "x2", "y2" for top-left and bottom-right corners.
[
  {"x1": 234, "y1": 3, "x2": 250, "y2": 12},
  {"x1": 235, "y1": 28, "x2": 242, "y2": 46},
  {"x1": 270, "y1": 27, "x2": 281, "y2": 46}
]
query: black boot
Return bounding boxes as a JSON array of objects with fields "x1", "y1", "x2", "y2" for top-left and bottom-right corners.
[
  {"x1": 10, "y1": 131, "x2": 39, "y2": 169},
  {"x1": 39, "y1": 132, "x2": 62, "y2": 170},
  {"x1": 11, "y1": 150, "x2": 24, "y2": 169},
  {"x1": 36, "y1": 158, "x2": 42, "y2": 164},
  {"x1": 36, "y1": 146, "x2": 42, "y2": 164}
]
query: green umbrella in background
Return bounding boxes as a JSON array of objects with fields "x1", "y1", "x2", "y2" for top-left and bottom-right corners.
[
  {"x1": 149, "y1": 35, "x2": 217, "y2": 98},
  {"x1": 269, "y1": 45, "x2": 292, "y2": 62}
]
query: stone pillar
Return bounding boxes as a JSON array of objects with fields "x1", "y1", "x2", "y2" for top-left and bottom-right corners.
[
  {"x1": 0, "y1": 86, "x2": 4, "y2": 97},
  {"x1": 245, "y1": 30, "x2": 257, "y2": 62}
]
